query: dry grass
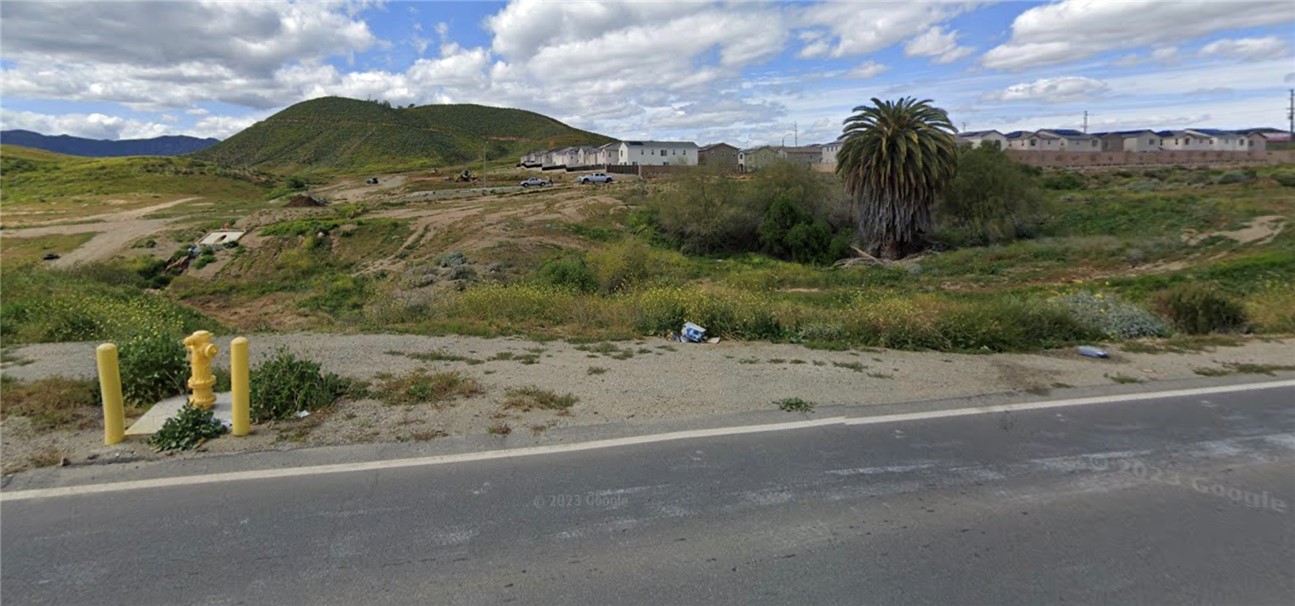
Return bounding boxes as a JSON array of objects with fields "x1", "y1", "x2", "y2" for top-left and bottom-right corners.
[
  {"x1": 370, "y1": 370, "x2": 483, "y2": 406},
  {"x1": 501, "y1": 386, "x2": 579, "y2": 412},
  {"x1": 0, "y1": 376, "x2": 100, "y2": 430}
]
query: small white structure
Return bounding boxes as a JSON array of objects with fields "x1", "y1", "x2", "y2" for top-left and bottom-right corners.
[
  {"x1": 198, "y1": 230, "x2": 245, "y2": 246},
  {"x1": 613, "y1": 141, "x2": 699, "y2": 166},
  {"x1": 820, "y1": 139, "x2": 844, "y2": 164}
]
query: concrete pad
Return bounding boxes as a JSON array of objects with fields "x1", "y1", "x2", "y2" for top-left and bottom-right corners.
[{"x1": 126, "y1": 393, "x2": 232, "y2": 436}]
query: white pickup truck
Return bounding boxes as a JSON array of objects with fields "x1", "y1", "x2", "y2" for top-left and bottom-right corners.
[
  {"x1": 520, "y1": 177, "x2": 552, "y2": 187},
  {"x1": 577, "y1": 172, "x2": 614, "y2": 184}
]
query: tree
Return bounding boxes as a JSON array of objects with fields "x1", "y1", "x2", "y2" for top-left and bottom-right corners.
[
  {"x1": 836, "y1": 97, "x2": 958, "y2": 259},
  {"x1": 936, "y1": 144, "x2": 1043, "y2": 246}
]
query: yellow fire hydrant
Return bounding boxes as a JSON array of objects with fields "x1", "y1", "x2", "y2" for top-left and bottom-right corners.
[{"x1": 183, "y1": 330, "x2": 219, "y2": 411}]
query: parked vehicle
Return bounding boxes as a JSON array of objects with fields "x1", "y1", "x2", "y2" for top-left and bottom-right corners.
[
  {"x1": 577, "y1": 172, "x2": 614, "y2": 184},
  {"x1": 520, "y1": 177, "x2": 552, "y2": 187}
]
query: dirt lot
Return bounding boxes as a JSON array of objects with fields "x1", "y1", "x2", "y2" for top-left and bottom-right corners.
[{"x1": 3, "y1": 333, "x2": 1292, "y2": 474}]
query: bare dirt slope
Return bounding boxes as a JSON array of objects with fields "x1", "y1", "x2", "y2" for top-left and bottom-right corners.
[{"x1": 1, "y1": 197, "x2": 200, "y2": 266}]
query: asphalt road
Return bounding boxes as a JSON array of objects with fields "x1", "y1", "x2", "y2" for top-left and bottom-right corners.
[{"x1": 3, "y1": 383, "x2": 1293, "y2": 605}]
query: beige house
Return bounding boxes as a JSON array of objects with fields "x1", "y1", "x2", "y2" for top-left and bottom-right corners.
[
  {"x1": 956, "y1": 130, "x2": 1008, "y2": 149},
  {"x1": 698, "y1": 143, "x2": 739, "y2": 168}
]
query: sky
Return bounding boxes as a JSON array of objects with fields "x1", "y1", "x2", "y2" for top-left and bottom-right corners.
[{"x1": 1, "y1": 0, "x2": 1293, "y2": 147}]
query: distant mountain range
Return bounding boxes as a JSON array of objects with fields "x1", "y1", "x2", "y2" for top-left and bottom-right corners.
[
  {"x1": 0, "y1": 129, "x2": 220, "y2": 157},
  {"x1": 192, "y1": 96, "x2": 614, "y2": 172}
]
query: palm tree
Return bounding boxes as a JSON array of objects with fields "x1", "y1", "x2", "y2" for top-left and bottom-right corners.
[{"x1": 836, "y1": 97, "x2": 958, "y2": 259}]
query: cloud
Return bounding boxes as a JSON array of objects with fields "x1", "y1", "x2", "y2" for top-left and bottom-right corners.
[
  {"x1": 797, "y1": 2, "x2": 963, "y2": 58},
  {"x1": 903, "y1": 27, "x2": 974, "y2": 65},
  {"x1": 847, "y1": 61, "x2": 887, "y2": 79},
  {"x1": 983, "y1": 0, "x2": 1295, "y2": 70},
  {"x1": 1, "y1": 109, "x2": 171, "y2": 140},
  {"x1": 1199, "y1": 37, "x2": 1289, "y2": 62},
  {"x1": 985, "y1": 76, "x2": 1110, "y2": 103}
]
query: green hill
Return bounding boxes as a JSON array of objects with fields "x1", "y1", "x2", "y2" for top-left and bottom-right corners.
[
  {"x1": 0, "y1": 144, "x2": 270, "y2": 205},
  {"x1": 193, "y1": 97, "x2": 615, "y2": 173}
]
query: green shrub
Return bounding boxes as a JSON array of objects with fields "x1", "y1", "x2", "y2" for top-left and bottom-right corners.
[
  {"x1": 937, "y1": 145, "x2": 1044, "y2": 246},
  {"x1": 1055, "y1": 291, "x2": 1169, "y2": 339},
  {"x1": 372, "y1": 370, "x2": 482, "y2": 406},
  {"x1": 147, "y1": 404, "x2": 226, "y2": 452},
  {"x1": 1153, "y1": 284, "x2": 1247, "y2": 334},
  {"x1": 250, "y1": 348, "x2": 349, "y2": 422},
  {"x1": 775, "y1": 397, "x2": 815, "y2": 413},
  {"x1": 1272, "y1": 173, "x2": 1295, "y2": 187},
  {"x1": 1215, "y1": 170, "x2": 1255, "y2": 185},
  {"x1": 1042, "y1": 172, "x2": 1084, "y2": 190},
  {"x1": 534, "y1": 255, "x2": 598, "y2": 293},
  {"x1": 119, "y1": 333, "x2": 188, "y2": 406}
]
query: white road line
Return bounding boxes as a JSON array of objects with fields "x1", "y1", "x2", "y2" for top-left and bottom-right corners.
[{"x1": 4, "y1": 379, "x2": 1293, "y2": 502}]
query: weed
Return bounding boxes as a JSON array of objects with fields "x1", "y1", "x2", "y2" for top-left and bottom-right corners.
[
  {"x1": 1051, "y1": 382, "x2": 1073, "y2": 389},
  {"x1": 1225, "y1": 363, "x2": 1295, "y2": 376},
  {"x1": 587, "y1": 366, "x2": 608, "y2": 375},
  {"x1": 371, "y1": 370, "x2": 483, "y2": 406},
  {"x1": 488, "y1": 352, "x2": 515, "y2": 361},
  {"x1": 867, "y1": 372, "x2": 894, "y2": 379},
  {"x1": 1193, "y1": 367, "x2": 1233, "y2": 377},
  {"x1": 487, "y1": 422, "x2": 512, "y2": 435},
  {"x1": 399, "y1": 349, "x2": 483, "y2": 364},
  {"x1": 739, "y1": 358, "x2": 760, "y2": 364},
  {"x1": 501, "y1": 386, "x2": 578, "y2": 412},
  {"x1": 768, "y1": 358, "x2": 786, "y2": 364},
  {"x1": 119, "y1": 332, "x2": 188, "y2": 407},
  {"x1": 27, "y1": 447, "x2": 64, "y2": 469},
  {"x1": 148, "y1": 404, "x2": 227, "y2": 452},
  {"x1": 1108, "y1": 373, "x2": 1143, "y2": 384},
  {"x1": 789, "y1": 359, "x2": 806, "y2": 364},
  {"x1": 832, "y1": 361, "x2": 864, "y2": 372},
  {"x1": 1153, "y1": 284, "x2": 1247, "y2": 334},
  {"x1": 408, "y1": 429, "x2": 450, "y2": 441},
  {"x1": 775, "y1": 397, "x2": 816, "y2": 413},
  {"x1": 1121, "y1": 334, "x2": 1245, "y2": 354},
  {"x1": 812, "y1": 360, "x2": 826, "y2": 366}
]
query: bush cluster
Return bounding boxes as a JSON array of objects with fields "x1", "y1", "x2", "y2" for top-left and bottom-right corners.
[
  {"x1": 1154, "y1": 284, "x2": 1247, "y2": 334},
  {"x1": 250, "y1": 348, "x2": 350, "y2": 422},
  {"x1": 118, "y1": 332, "x2": 189, "y2": 406},
  {"x1": 936, "y1": 145, "x2": 1044, "y2": 247},
  {"x1": 1054, "y1": 291, "x2": 1168, "y2": 339}
]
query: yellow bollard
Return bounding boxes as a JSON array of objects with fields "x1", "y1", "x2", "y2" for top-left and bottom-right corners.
[
  {"x1": 230, "y1": 337, "x2": 250, "y2": 436},
  {"x1": 183, "y1": 330, "x2": 219, "y2": 411},
  {"x1": 96, "y1": 343, "x2": 125, "y2": 445}
]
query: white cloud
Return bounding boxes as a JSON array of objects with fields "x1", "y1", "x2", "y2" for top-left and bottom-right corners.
[
  {"x1": 983, "y1": 0, "x2": 1295, "y2": 70},
  {"x1": 847, "y1": 61, "x2": 887, "y2": 80},
  {"x1": 904, "y1": 27, "x2": 973, "y2": 65},
  {"x1": 798, "y1": 2, "x2": 962, "y2": 58},
  {"x1": 986, "y1": 76, "x2": 1110, "y2": 103},
  {"x1": 1199, "y1": 37, "x2": 1289, "y2": 62},
  {"x1": 1, "y1": 109, "x2": 170, "y2": 140}
]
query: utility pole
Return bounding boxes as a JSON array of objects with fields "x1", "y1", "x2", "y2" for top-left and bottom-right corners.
[
  {"x1": 1082, "y1": 111, "x2": 1088, "y2": 134},
  {"x1": 794, "y1": 122, "x2": 798, "y2": 147},
  {"x1": 1288, "y1": 89, "x2": 1293, "y2": 142}
]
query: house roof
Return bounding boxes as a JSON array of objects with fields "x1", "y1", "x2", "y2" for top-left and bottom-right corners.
[
  {"x1": 1040, "y1": 129, "x2": 1095, "y2": 139},
  {"x1": 958, "y1": 130, "x2": 1004, "y2": 138},
  {"x1": 700, "y1": 143, "x2": 738, "y2": 151},
  {"x1": 1004, "y1": 130, "x2": 1031, "y2": 139},
  {"x1": 740, "y1": 146, "x2": 775, "y2": 153},
  {"x1": 622, "y1": 140, "x2": 699, "y2": 147}
]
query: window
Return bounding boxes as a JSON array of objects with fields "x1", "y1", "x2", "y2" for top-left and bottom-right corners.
[
  {"x1": 1148, "y1": 139, "x2": 1154, "y2": 145},
  {"x1": 661, "y1": 149, "x2": 667, "y2": 156},
  {"x1": 1030, "y1": 139, "x2": 1037, "y2": 147},
  {"x1": 1092, "y1": 140, "x2": 1098, "y2": 147}
]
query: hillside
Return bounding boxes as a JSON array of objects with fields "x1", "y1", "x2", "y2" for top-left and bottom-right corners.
[
  {"x1": 194, "y1": 97, "x2": 615, "y2": 173},
  {"x1": 0, "y1": 129, "x2": 219, "y2": 157},
  {"x1": 0, "y1": 144, "x2": 269, "y2": 205}
]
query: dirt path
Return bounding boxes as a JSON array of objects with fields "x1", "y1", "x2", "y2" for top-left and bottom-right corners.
[
  {"x1": 4, "y1": 334, "x2": 1292, "y2": 473},
  {"x1": 1, "y1": 197, "x2": 200, "y2": 266}
]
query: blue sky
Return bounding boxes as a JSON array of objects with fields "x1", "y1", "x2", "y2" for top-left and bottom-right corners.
[{"x1": 2, "y1": 1, "x2": 1292, "y2": 146}]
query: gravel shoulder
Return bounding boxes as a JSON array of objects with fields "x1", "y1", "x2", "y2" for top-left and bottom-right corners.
[{"x1": 3, "y1": 333, "x2": 1292, "y2": 474}]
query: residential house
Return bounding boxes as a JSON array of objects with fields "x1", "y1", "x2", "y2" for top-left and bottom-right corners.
[
  {"x1": 820, "y1": 139, "x2": 843, "y2": 165},
  {"x1": 613, "y1": 141, "x2": 699, "y2": 166},
  {"x1": 1096, "y1": 130, "x2": 1162, "y2": 152},
  {"x1": 593, "y1": 142, "x2": 620, "y2": 165},
  {"x1": 955, "y1": 130, "x2": 1007, "y2": 149},
  {"x1": 738, "y1": 146, "x2": 779, "y2": 172},
  {"x1": 776, "y1": 145, "x2": 822, "y2": 167},
  {"x1": 1245, "y1": 132, "x2": 1268, "y2": 152},
  {"x1": 1158, "y1": 130, "x2": 1213, "y2": 151},
  {"x1": 1038, "y1": 129, "x2": 1101, "y2": 152},
  {"x1": 698, "y1": 143, "x2": 739, "y2": 168}
]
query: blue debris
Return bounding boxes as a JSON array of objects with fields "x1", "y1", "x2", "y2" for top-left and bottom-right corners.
[{"x1": 681, "y1": 322, "x2": 707, "y2": 343}]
